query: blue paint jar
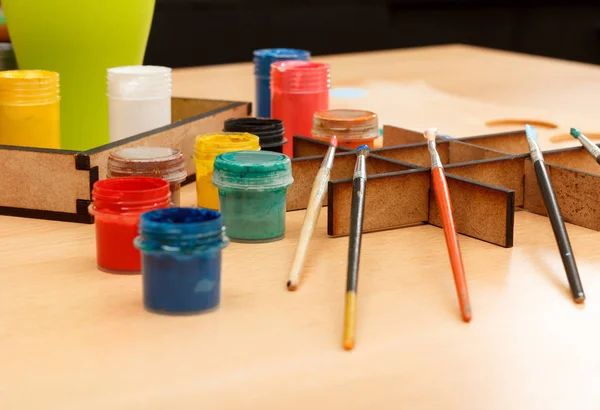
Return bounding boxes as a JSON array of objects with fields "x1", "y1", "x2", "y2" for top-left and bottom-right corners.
[
  {"x1": 213, "y1": 151, "x2": 293, "y2": 243},
  {"x1": 253, "y1": 48, "x2": 310, "y2": 118},
  {"x1": 134, "y1": 207, "x2": 229, "y2": 315}
]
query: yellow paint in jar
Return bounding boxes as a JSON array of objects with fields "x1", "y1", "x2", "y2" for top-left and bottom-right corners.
[
  {"x1": 194, "y1": 132, "x2": 260, "y2": 209},
  {"x1": 0, "y1": 70, "x2": 60, "y2": 149}
]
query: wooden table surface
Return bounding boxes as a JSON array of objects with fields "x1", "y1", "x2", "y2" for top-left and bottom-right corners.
[{"x1": 3, "y1": 45, "x2": 600, "y2": 409}]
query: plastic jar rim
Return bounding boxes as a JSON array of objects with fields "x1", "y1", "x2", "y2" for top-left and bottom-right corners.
[
  {"x1": 253, "y1": 48, "x2": 310, "y2": 76},
  {"x1": 212, "y1": 150, "x2": 294, "y2": 190},
  {"x1": 107, "y1": 147, "x2": 187, "y2": 183},
  {"x1": 135, "y1": 208, "x2": 230, "y2": 253},
  {"x1": 253, "y1": 48, "x2": 311, "y2": 59},
  {"x1": 314, "y1": 109, "x2": 378, "y2": 125},
  {"x1": 0, "y1": 70, "x2": 59, "y2": 82},
  {"x1": 223, "y1": 118, "x2": 285, "y2": 142},
  {"x1": 92, "y1": 177, "x2": 171, "y2": 210},
  {"x1": 194, "y1": 133, "x2": 261, "y2": 160},
  {"x1": 139, "y1": 207, "x2": 223, "y2": 235},
  {"x1": 107, "y1": 65, "x2": 172, "y2": 77},
  {"x1": 270, "y1": 60, "x2": 329, "y2": 73}
]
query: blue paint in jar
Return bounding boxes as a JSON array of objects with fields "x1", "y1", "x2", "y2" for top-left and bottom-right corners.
[
  {"x1": 253, "y1": 48, "x2": 310, "y2": 118},
  {"x1": 213, "y1": 150, "x2": 293, "y2": 243},
  {"x1": 134, "y1": 207, "x2": 229, "y2": 315}
]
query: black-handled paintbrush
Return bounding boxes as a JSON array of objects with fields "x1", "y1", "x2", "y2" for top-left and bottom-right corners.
[
  {"x1": 343, "y1": 144, "x2": 369, "y2": 350},
  {"x1": 526, "y1": 125, "x2": 585, "y2": 303}
]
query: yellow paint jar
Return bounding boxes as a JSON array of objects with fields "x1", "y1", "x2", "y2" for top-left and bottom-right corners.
[
  {"x1": 194, "y1": 132, "x2": 260, "y2": 209},
  {"x1": 0, "y1": 70, "x2": 60, "y2": 149}
]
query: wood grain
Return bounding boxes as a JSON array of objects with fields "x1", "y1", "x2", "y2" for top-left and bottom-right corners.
[
  {"x1": 447, "y1": 140, "x2": 508, "y2": 163},
  {"x1": 328, "y1": 169, "x2": 430, "y2": 236},
  {"x1": 288, "y1": 153, "x2": 411, "y2": 211},
  {"x1": 428, "y1": 175, "x2": 515, "y2": 247},
  {"x1": 445, "y1": 157, "x2": 525, "y2": 207},
  {"x1": 460, "y1": 131, "x2": 528, "y2": 155},
  {"x1": 523, "y1": 161, "x2": 600, "y2": 231},
  {"x1": 373, "y1": 141, "x2": 450, "y2": 167},
  {"x1": 0, "y1": 149, "x2": 88, "y2": 213},
  {"x1": 4, "y1": 45, "x2": 600, "y2": 410},
  {"x1": 542, "y1": 146, "x2": 600, "y2": 175}
]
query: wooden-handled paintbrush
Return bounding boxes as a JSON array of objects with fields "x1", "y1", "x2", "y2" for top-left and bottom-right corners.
[
  {"x1": 424, "y1": 127, "x2": 472, "y2": 322},
  {"x1": 287, "y1": 136, "x2": 338, "y2": 291}
]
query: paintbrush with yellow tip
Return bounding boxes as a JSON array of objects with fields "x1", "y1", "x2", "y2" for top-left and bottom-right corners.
[{"x1": 343, "y1": 144, "x2": 369, "y2": 350}]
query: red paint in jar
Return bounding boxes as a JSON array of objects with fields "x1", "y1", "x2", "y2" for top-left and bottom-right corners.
[
  {"x1": 89, "y1": 177, "x2": 171, "y2": 273},
  {"x1": 270, "y1": 61, "x2": 330, "y2": 158}
]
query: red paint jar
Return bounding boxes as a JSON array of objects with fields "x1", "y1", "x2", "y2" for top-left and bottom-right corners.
[
  {"x1": 271, "y1": 61, "x2": 330, "y2": 158},
  {"x1": 89, "y1": 177, "x2": 171, "y2": 273}
]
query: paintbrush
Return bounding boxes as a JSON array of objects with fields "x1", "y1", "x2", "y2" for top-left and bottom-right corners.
[
  {"x1": 343, "y1": 145, "x2": 369, "y2": 350},
  {"x1": 424, "y1": 128, "x2": 472, "y2": 322},
  {"x1": 287, "y1": 135, "x2": 338, "y2": 291},
  {"x1": 526, "y1": 125, "x2": 585, "y2": 303},
  {"x1": 570, "y1": 128, "x2": 600, "y2": 165}
]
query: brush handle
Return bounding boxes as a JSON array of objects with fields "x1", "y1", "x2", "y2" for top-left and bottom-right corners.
[
  {"x1": 287, "y1": 166, "x2": 331, "y2": 288},
  {"x1": 343, "y1": 175, "x2": 366, "y2": 350},
  {"x1": 347, "y1": 176, "x2": 366, "y2": 292},
  {"x1": 533, "y1": 160, "x2": 585, "y2": 302},
  {"x1": 431, "y1": 168, "x2": 472, "y2": 322},
  {"x1": 577, "y1": 133, "x2": 600, "y2": 166}
]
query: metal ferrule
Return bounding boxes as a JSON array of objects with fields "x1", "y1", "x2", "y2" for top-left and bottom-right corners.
[
  {"x1": 526, "y1": 136, "x2": 544, "y2": 163},
  {"x1": 427, "y1": 140, "x2": 442, "y2": 169},
  {"x1": 353, "y1": 152, "x2": 367, "y2": 180},
  {"x1": 322, "y1": 145, "x2": 336, "y2": 170},
  {"x1": 579, "y1": 133, "x2": 600, "y2": 158}
]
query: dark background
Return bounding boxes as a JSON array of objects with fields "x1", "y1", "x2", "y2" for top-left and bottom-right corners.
[{"x1": 144, "y1": 0, "x2": 600, "y2": 68}]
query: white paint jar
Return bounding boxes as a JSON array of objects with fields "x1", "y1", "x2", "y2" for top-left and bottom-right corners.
[{"x1": 107, "y1": 65, "x2": 171, "y2": 142}]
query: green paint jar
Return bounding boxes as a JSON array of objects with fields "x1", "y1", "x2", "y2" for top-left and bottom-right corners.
[{"x1": 213, "y1": 151, "x2": 293, "y2": 243}]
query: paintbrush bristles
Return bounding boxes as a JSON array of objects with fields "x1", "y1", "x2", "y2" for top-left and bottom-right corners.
[
  {"x1": 423, "y1": 127, "x2": 438, "y2": 142},
  {"x1": 330, "y1": 135, "x2": 338, "y2": 148},
  {"x1": 356, "y1": 144, "x2": 370, "y2": 158},
  {"x1": 525, "y1": 124, "x2": 538, "y2": 142}
]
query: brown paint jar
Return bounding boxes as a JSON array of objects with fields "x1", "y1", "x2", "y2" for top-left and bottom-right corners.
[
  {"x1": 107, "y1": 147, "x2": 187, "y2": 206},
  {"x1": 312, "y1": 109, "x2": 379, "y2": 149}
]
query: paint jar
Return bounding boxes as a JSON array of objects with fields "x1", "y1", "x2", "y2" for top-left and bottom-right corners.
[
  {"x1": 193, "y1": 132, "x2": 260, "y2": 210},
  {"x1": 107, "y1": 65, "x2": 172, "y2": 143},
  {"x1": 223, "y1": 117, "x2": 286, "y2": 153},
  {"x1": 107, "y1": 147, "x2": 187, "y2": 206},
  {"x1": 0, "y1": 70, "x2": 60, "y2": 149},
  {"x1": 271, "y1": 61, "x2": 330, "y2": 158},
  {"x1": 0, "y1": 43, "x2": 17, "y2": 70},
  {"x1": 312, "y1": 109, "x2": 379, "y2": 149},
  {"x1": 253, "y1": 48, "x2": 310, "y2": 118},
  {"x1": 135, "y1": 207, "x2": 229, "y2": 315},
  {"x1": 213, "y1": 151, "x2": 293, "y2": 243},
  {"x1": 89, "y1": 177, "x2": 171, "y2": 273}
]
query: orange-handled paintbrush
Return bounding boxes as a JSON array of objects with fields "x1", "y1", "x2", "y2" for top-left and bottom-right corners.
[{"x1": 424, "y1": 128, "x2": 472, "y2": 322}]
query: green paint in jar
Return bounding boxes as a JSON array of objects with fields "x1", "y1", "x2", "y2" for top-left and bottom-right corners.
[{"x1": 212, "y1": 150, "x2": 293, "y2": 243}]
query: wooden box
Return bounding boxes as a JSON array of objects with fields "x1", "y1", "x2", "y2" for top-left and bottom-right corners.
[
  {"x1": 0, "y1": 98, "x2": 250, "y2": 223},
  {"x1": 288, "y1": 126, "x2": 600, "y2": 248}
]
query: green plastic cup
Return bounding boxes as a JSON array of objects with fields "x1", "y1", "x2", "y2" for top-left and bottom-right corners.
[{"x1": 2, "y1": 0, "x2": 156, "y2": 150}]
